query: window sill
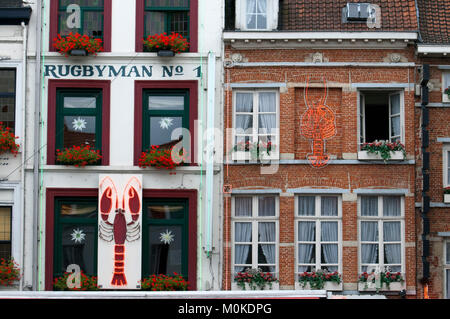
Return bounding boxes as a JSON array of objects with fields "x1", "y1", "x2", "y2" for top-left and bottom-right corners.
[
  {"x1": 295, "y1": 281, "x2": 342, "y2": 291},
  {"x1": 357, "y1": 151, "x2": 405, "y2": 161},
  {"x1": 231, "y1": 282, "x2": 279, "y2": 291},
  {"x1": 37, "y1": 164, "x2": 220, "y2": 174},
  {"x1": 358, "y1": 281, "x2": 405, "y2": 292},
  {"x1": 231, "y1": 151, "x2": 279, "y2": 162},
  {"x1": 444, "y1": 194, "x2": 450, "y2": 203}
]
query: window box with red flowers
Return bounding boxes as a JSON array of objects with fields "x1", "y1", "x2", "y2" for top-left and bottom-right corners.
[
  {"x1": 232, "y1": 268, "x2": 279, "y2": 291},
  {"x1": 231, "y1": 141, "x2": 275, "y2": 161},
  {"x1": 56, "y1": 145, "x2": 102, "y2": 167},
  {"x1": 443, "y1": 87, "x2": 450, "y2": 103},
  {"x1": 0, "y1": 258, "x2": 21, "y2": 290},
  {"x1": 358, "y1": 140, "x2": 406, "y2": 162},
  {"x1": 138, "y1": 145, "x2": 187, "y2": 171},
  {"x1": 295, "y1": 271, "x2": 343, "y2": 291},
  {"x1": 53, "y1": 32, "x2": 104, "y2": 57},
  {"x1": 444, "y1": 187, "x2": 450, "y2": 203},
  {"x1": 358, "y1": 271, "x2": 405, "y2": 292},
  {"x1": 143, "y1": 32, "x2": 189, "y2": 57},
  {"x1": 140, "y1": 273, "x2": 189, "y2": 291},
  {"x1": 53, "y1": 271, "x2": 99, "y2": 291},
  {"x1": 0, "y1": 122, "x2": 19, "y2": 157}
]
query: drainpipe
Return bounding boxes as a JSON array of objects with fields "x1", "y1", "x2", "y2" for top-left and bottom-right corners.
[
  {"x1": 19, "y1": 21, "x2": 28, "y2": 291},
  {"x1": 32, "y1": 0, "x2": 42, "y2": 291}
]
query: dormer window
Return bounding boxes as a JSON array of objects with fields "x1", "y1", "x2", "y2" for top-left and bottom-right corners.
[
  {"x1": 235, "y1": 0, "x2": 278, "y2": 31},
  {"x1": 343, "y1": 2, "x2": 376, "y2": 23}
]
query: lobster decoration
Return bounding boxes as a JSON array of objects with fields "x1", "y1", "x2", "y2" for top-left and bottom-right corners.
[
  {"x1": 98, "y1": 176, "x2": 142, "y2": 287},
  {"x1": 300, "y1": 77, "x2": 337, "y2": 167}
]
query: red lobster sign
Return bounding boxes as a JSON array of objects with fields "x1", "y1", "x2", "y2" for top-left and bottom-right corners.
[
  {"x1": 98, "y1": 175, "x2": 142, "y2": 289},
  {"x1": 300, "y1": 78, "x2": 337, "y2": 167}
]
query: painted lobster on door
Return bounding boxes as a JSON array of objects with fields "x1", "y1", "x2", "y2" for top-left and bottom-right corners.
[
  {"x1": 98, "y1": 175, "x2": 142, "y2": 287},
  {"x1": 300, "y1": 77, "x2": 337, "y2": 167}
]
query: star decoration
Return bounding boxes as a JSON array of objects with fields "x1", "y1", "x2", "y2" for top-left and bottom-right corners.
[
  {"x1": 72, "y1": 117, "x2": 87, "y2": 131},
  {"x1": 159, "y1": 229, "x2": 174, "y2": 245},
  {"x1": 71, "y1": 228, "x2": 86, "y2": 243},
  {"x1": 159, "y1": 117, "x2": 174, "y2": 130}
]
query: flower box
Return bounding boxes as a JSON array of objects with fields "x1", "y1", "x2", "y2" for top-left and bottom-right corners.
[
  {"x1": 56, "y1": 145, "x2": 102, "y2": 167},
  {"x1": 231, "y1": 282, "x2": 279, "y2": 291},
  {"x1": 143, "y1": 32, "x2": 189, "y2": 55},
  {"x1": 138, "y1": 145, "x2": 187, "y2": 170},
  {"x1": 69, "y1": 49, "x2": 88, "y2": 56},
  {"x1": 358, "y1": 281, "x2": 405, "y2": 292},
  {"x1": 295, "y1": 281, "x2": 342, "y2": 291},
  {"x1": 0, "y1": 122, "x2": 20, "y2": 156},
  {"x1": 157, "y1": 50, "x2": 175, "y2": 57},
  {"x1": 358, "y1": 151, "x2": 405, "y2": 161},
  {"x1": 53, "y1": 33, "x2": 103, "y2": 56},
  {"x1": 444, "y1": 194, "x2": 450, "y2": 203}
]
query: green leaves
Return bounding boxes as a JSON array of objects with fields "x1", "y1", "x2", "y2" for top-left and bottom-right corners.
[{"x1": 298, "y1": 270, "x2": 341, "y2": 289}]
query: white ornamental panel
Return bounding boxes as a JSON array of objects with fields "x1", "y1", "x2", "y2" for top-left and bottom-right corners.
[{"x1": 98, "y1": 174, "x2": 142, "y2": 289}]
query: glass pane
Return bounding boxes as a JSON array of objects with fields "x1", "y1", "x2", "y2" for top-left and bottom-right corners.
[
  {"x1": 256, "y1": 14, "x2": 267, "y2": 29},
  {"x1": 361, "y1": 196, "x2": 378, "y2": 216},
  {"x1": 0, "y1": 97, "x2": 15, "y2": 132},
  {"x1": 390, "y1": 94, "x2": 400, "y2": 115},
  {"x1": 298, "y1": 265, "x2": 313, "y2": 273},
  {"x1": 0, "y1": 69, "x2": 15, "y2": 93},
  {"x1": 61, "y1": 225, "x2": 96, "y2": 274},
  {"x1": 298, "y1": 221, "x2": 315, "y2": 241},
  {"x1": 149, "y1": 116, "x2": 182, "y2": 147},
  {"x1": 149, "y1": 95, "x2": 184, "y2": 111},
  {"x1": 321, "y1": 222, "x2": 338, "y2": 242},
  {"x1": 0, "y1": 207, "x2": 11, "y2": 241},
  {"x1": 258, "y1": 244, "x2": 275, "y2": 264},
  {"x1": 321, "y1": 244, "x2": 338, "y2": 263},
  {"x1": 361, "y1": 221, "x2": 378, "y2": 241},
  {"x1": 384, "y1": 244, "x2": 401, "y2": 264},
  {"x1": 258, "y1": 222, "x2": 275, "y2": 242},
  {"x1": 146, "y1": 0, "x2": 189, "y2": 7},
  {"x1": 258, "y1": 196, "x2": 275, "y2": 216},
  {"x1": 58, "y1": 12, "x2": 78, "y2": 36},
  {"x1": 322, "y1": 265, "x2": 338, "y2": 272},
  {"x1": 298, "y1": 196, "x2": 315, "y2": 216},
  {"x1": 383, "y1": 196, "x2": 401, "y2": 216},
  {"x1": 298, "y1": 244, "x2": 315, "y2": 263},
  {"x1": 259, "y1": 265, "x2": 275, "y2": 273},
  {"x1": 235, "y1": 115, "x2": 253, "y2": 131},
  {"x1": 64, "y1": 97, "x2": 96, "y2": 109},
  {"x1": 0, "y1": 243, "x2": 11, "y2": 261},
  {"x1": 447, "y1": 242, "x2": 450, "y2": 265},
  {"x1": 258, "y1": 92, "x2": 276, "y2": 112},
  {"x1": 63, "y1": 116, "x2": 96, "y2": 148},
  {"x1": 361, "y1": 244, "x2": 378, "y2": 264},
  {"x1": 148, "y1": 225, "x2": 182, "y2": 275},
  {"x1": 147, "y1": 204, "x2": 184, "y2": 219},
  {"x1": 83, "y1": 11, "x2": 103, "y2": 38},
  {"x1": 60, "y1": 0, "x2": 104, "y2": 7},
  {"x1": 246, "y1": 14, "x2": 256, "y2": 29},
  {"x1": 448, "y1": 151, "x2": 450, "y2": 185},
  {"x1": 258, "y1": 114, "x2": 276, "y2": 134},
  {"x1": 60, "y1": 203, "x2": 97, "y2": 218},
  {"x1": 235, "y1": 222, "x2": 252, "y2": 242},
  {"x1": 235, "y1": 244, "x2": 252, "y2": 265},
  {"x1": 321, "y1": 197, "x2": 338, "y2": 216},
  {"x1": 170, "y1": 11, "x2": 189, "y2": 37},
  {"x1": 389, "y1": 265, "x2": 401, "y2": 272},
  {"x1": 145, "y1": 11, "x2": 166, "y2": 35},
  {"x1": 447, "y1": 269, "x2": 450, "y2": 299},
  {"x1": 235, "y1": 197, "x2": 252, "y2": 217},
  {"x1": 391, "y1": 115, "x2": 400, "y2": 137},
  {"x1": 256, "y1": 0, "x2": 267, "y2": 13},
  {"x1": 383, "y1": 222, "x2": 401, "y2": 242},
  {"x1": 235, "y1": 93, "x2": 253, "y2": 112}
]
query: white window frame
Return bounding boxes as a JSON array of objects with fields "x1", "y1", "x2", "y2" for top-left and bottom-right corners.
[
  {"x1": 231, "y1": 195, "x2": 279, "y2": 277},
  {"x1": 443, "y1": 144, "x2": 450, "y2": 188},
  {"x1": 0, "y1": 63, "x2": 23, "y2": 146},
  {"x1": 442, "y1": 72, "x2": 450, "y2": 103},
  {"x1": 235, "y1": 0, "x2": 279, "y2": 31},
  {"x1": 357, "y1": 90, "x2": 405, "y2": 149},
  {"x1": 444, "y1": 240, "x2": 450, "y2": 299},
  {"x1": 357, "y1": 195, "x2": 405, "y2": 275},
  {"x1": 294, "y1": 194, "x2": 343, "y2": 275},
  {"x1": 0, "y1": 183, "x2": 22, "y2": 266},
  {"x1": 232, "y1": 90, "x2": 280, "y2": 160}
]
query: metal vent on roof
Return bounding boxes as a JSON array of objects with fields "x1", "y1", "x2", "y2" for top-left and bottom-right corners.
[{"x1": 345, "y1": 3, "x2": 371, "y2": 21}]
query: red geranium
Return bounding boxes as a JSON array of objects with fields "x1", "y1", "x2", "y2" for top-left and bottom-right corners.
[
  {"x1": 138, "y1": 145, "x2": 187, "y2": 170},
  {"x1": 53, "y1": 32, "x2": 104, "y2": 56},
  {"x1": 143, "y1": 32, "x2": 189, "y2": 54},
  {"x1": 56, "y1": 145, "x2": 102, "y2": 167},
  {"x1": 0, "y1": 122, "x2": 19, "y2": 156}
]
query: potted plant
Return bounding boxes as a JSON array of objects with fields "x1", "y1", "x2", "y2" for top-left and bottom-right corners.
[
  {"x1": 444, "y1": 87, "x2": 450, "y2": 102},
  {"x1": 0, "y1": 257, "x2": 21, "y2": 288},
  {"x1": 233, "y1": 268, "x2": 278, "y2": 290},
  {"x1": 358, "y1": 140, "x2": 406, "y2": 162},
  {"x1": 444, "y1": 187, "x2": 450, "y2": 203},
  {"x1": 143, "y1": 32, "x2": 189, "y2": 56},
  {"x1": 140, "y1": 273, "x2": 189, "y2": 291},
  {"x1": 53, "y1": 32, "x2": 104, "y2": 56},
  {"x1": 138, "y1": 145, "x2": 187, "y2": 171},
  {"x1": 296, "y1": 270, "x2": 342, "y2": 291},
  {"x1": 0, "y1": 122, "x2": 20, "y2": 156},
  {"x1": 358, "y1": 271, "x2": 405, "y2": 292},
  {"x1": 56, "y1": 145, "x2": 102, "y2": 167},
  {"x1": 231, "y1": 140, "x2": 273, "y2": 161},
  {"x1": 53, "y1": 271, "x2": 99, "y2": 291}
]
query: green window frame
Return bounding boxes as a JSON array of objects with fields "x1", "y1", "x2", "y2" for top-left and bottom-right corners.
[
  {"x1": 0, "y1": 69, "x2": 16, "y2": 133},
  {"x1": 142, "y1": 198, "x2": 189, "y2": 279},
  {"x1": 144, "y1": 0, "x2": 190, "y2": 41},
  {"x1": 142, "y1": 89, "x2": 190, "y2": 152},
  {"x1": 56, "y1": 89, "x2": 103, "y2": 156},
  {"x1": 53, "y1": 198, "x2": 98, "y2": 279},
  {"x1": 58, "y1": 0, "x2": 105, "y2": 39}
]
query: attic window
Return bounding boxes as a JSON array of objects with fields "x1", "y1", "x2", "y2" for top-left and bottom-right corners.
[{"x1": 344, "y1": 3, "x2": 372, "y2": 22}]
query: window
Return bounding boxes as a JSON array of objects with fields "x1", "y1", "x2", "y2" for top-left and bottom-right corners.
[
  {"x1": 445, "y1": 241, "x2": 450, "y2": 299},
  {"x1": 0, "y1": 207, "x2": 12, "y2": 261},
  {"x1": 232, "y1": 196, "x2": 278, "y2": 276},
  {"x1": 56, "y1": 89, "x2": 102, "y2": 157},
  {"x1": 53, "y1": 198, "x2": 98, "y2": 278},
  {"x1": 50, "y1": 0, "x2": 111, "y2": 51},
  {"x1": 444, "y1": 145, "x2": 450, "y2": 188},
  {"x1": 442, "y1": 72, "x2": 450, "y2": 103},
  {"x1": 142, "y1": 89, "x2": 190, "y2": 153},
  {"x1": 358, "y1": 195, "x2": 404, "y2": 274},
  {"x1": 235, "y1": 0, "x2": 278, "y2": 31},
  {"x1": 142, "y1": 199, "x2": 189, "y2": 278},
  {"x1": 0, "y1": 69, "x2": 16, "y2": 132},
  {"x1": 233, "y1": 90, "x2": 279, "y2": 159},
  {"x1": 359, "y1": 91, "x2": 403, "y2": 147},
  {"x1": 295, "y1": 195, "x2": 341, "y2": 274}
]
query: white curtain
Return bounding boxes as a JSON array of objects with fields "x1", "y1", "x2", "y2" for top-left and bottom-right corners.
[
  {"x1": 298, "y1": 196, "x2": 315, "y2": 216},
  {"x1": 384, "y1": 221, "x2": 401, "y2": 270},
  {"x1": 298, "y1": 221, "x2": 315, "y2": 271},
  {"x1": 321, "y1": 222, "x2": 338, "y2": 265},
  {"x1": 361, "y1": 196, "x2": 378, "y2": 216},
  {"x1": 257, "y1": 0, "x2": 267, "y2": 14},
  {"x1": 259, "y1": 222, "x2": 275, "y2": 272},
  {"x1": 235, "y1": 197, "x2": 252, "y2": 217},
  {"x1": 235, "y1": 93, "x2": 253, "y2": 132},
  {"x1": 258, "y1": 196, "x2": 275, "y2": 216},
  {"x1": 258, "y1": 92, "x2": 276, "y2": 134},
  {"x1": 361, "y1": 222, "x2": 378, "y2": 268},
  {"x1": 246, "y1": 0, "x2": 256, "y2": 27},
  {"x1": 235, "y1": 222, "x2": 252, "y2": 272},
  {"x1": 383, "y1": 196, "x2": 401, "y2": 216},
  {"x1": 321, "y1": 197, "x2": 338, "y2": 216}
]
